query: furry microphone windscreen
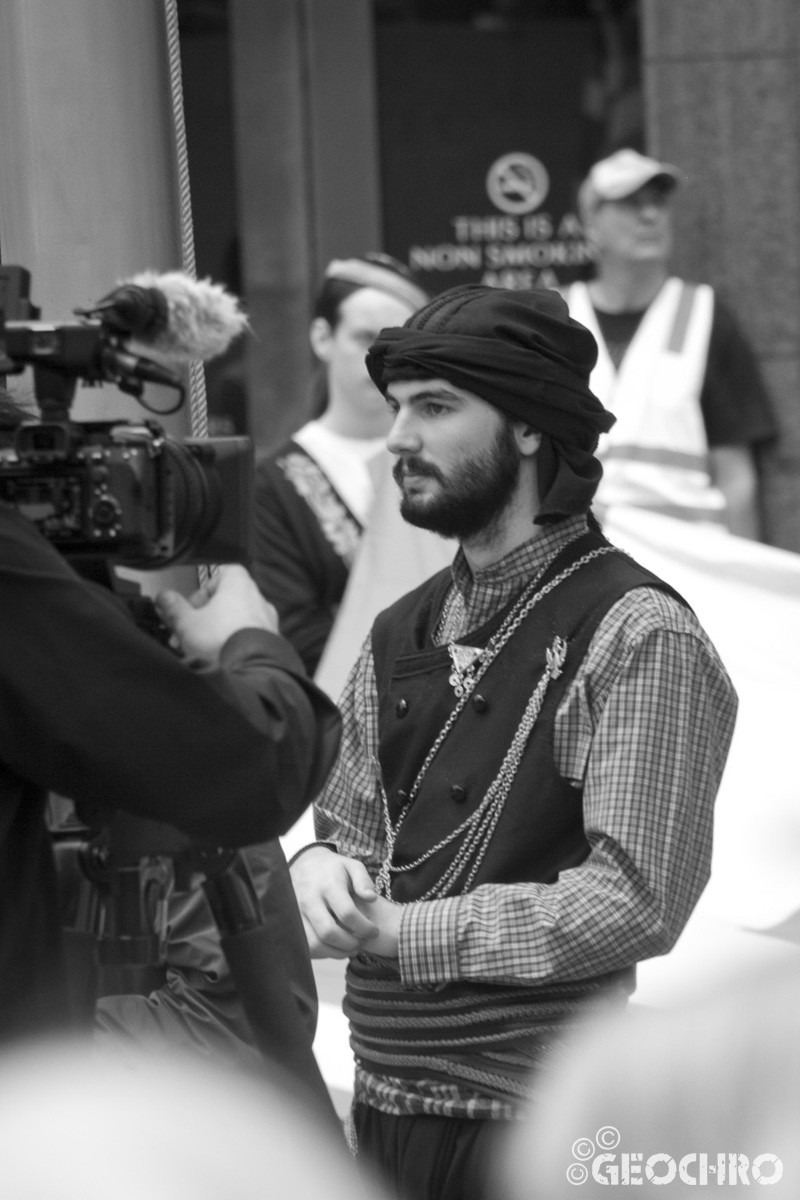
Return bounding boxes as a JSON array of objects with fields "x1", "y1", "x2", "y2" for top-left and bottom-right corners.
[{"x1": 125, "y1": 270, "x2": 250, "y2": 362}]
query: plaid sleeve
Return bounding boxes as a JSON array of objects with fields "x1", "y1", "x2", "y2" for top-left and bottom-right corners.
[
  {"x1": 313, "y1": 636, "x2": 388, "y2": 875},
  {"x1": 399, "y1": 590, "x2": 738, "y2": 987}
]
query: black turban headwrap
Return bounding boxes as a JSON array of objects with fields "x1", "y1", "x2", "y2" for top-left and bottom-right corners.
[{"x1": 366, "y1": 284, "x2": 615, "y2": 524}]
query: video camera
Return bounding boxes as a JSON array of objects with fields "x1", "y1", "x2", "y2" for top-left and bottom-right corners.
[
  {"x1": 0, "y1": 265, "x2": 252, "y2": 569},
  {"x1": 0, "y1": 271, "x2": 339, "y2": 1117}
]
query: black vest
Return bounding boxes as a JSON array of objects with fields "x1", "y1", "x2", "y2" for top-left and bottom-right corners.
[
  {"x1": 371, "y1": 531, "x2": 685, "y2": 903},
  {"x1": 346, "y1": 532, "x2": 687, "y2": 1106}
]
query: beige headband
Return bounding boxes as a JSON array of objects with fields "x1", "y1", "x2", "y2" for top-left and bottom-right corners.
[{"x1": 325, "y1": 258, "x2": 428, "y2": 312}]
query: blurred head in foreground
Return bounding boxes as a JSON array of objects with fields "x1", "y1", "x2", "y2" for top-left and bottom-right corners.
[
  {"x1": 496, "y1": 964, "x2": 800, "y2": 1199},
  {"x1": 0, "y1": 1037, "x2": 378, "y2": 1200}
]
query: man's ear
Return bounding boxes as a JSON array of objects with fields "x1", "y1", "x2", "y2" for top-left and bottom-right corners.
[
  {"x1": 515, "y1": 423, "x2": 542, "y2": 458},
  {"x1": 309, "y1": 317, "x2": 334, "y2": 363}
]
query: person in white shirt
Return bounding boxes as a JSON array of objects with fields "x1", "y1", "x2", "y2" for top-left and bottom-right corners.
[{"x1": 253, "y1": 254, "x2": 428, "y2": 675}]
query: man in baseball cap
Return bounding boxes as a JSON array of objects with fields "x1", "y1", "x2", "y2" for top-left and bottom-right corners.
[
  {"x1": 577, "y1": 147, "x2": 682, "y2": 212},
  {"x1": 566, "y1": 147, "x2": 776, "y2": 539}
]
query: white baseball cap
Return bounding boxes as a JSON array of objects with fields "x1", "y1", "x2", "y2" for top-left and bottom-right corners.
[{"x1": 578, "y1": 148, "x2": 683, "y2": 214}]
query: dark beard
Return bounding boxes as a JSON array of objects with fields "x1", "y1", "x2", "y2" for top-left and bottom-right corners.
[{"x1": 393, "y1": 419, "x2": 521, "y2": 541}]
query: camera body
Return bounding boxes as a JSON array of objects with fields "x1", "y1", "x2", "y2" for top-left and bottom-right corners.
[
  {"x1": 0, "y1": 266, "x2": 253, "y2": 568},
  {"x1": 0, "y1": 419, "x2": 252, "y2": 567}
]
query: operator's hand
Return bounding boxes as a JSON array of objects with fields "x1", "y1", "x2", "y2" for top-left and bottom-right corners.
[
  {"x1": 155, "y1": 563, "x2": 280, "y2": 668},
  {"x1": 290, "y1": 845, "x2": 383, "y2": 959}
]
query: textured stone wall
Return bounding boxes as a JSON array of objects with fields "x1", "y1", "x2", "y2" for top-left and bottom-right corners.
[{"x1": 642, "y1": 0, "x2": 800, "y2": 551}]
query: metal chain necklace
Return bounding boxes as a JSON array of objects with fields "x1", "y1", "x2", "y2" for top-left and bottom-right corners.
[
  {"x1": 377, "y1": 633, "x2": 567, "y2": 901},
  {"x1": 374, "y1": 544, "x2": 619, "y2": 899},
  {"x1": 436, "y1": 556, "x2": 551, "y2": 699}
]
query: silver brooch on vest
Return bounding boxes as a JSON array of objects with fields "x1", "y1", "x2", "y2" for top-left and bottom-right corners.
[{"x1": 447, "y1": 644, "x2": 484, "y2": 698}]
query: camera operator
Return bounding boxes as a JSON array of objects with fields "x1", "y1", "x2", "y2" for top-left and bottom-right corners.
[{"x1": 0, "y1": 392, "x2": 341, "y2": 1040}]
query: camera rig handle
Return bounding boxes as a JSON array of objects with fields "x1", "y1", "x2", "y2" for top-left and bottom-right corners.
[{"x1": 198, "y1": 847, "x2": 340, "y2": 1131}]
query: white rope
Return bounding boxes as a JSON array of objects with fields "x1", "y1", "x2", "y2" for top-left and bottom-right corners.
[
  {"x1": 163, "y1": 0, "x2": 208, "y2": 442},
  {"x1": 162, "y1": 0, "x2": 214, "y2": 585}
]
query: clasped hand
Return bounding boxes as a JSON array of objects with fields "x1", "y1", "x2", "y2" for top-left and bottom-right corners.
[
  {"x1": 155, "y1": 564, "x2": 280, "y2": 668},
  {"x1": 290, "y1": 846, "x2": 402, "y2": 959}
]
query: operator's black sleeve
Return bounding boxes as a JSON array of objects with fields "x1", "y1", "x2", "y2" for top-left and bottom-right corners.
[{"x1": 0, "y1": 502, "x2": 341, "y2": 846}]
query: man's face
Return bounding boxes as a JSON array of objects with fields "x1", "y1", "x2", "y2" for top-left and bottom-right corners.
[
  {"x1": 586, "y1": 182, "x2": 674, "y2": 266},
  {"x1": 311, "y1": 287, "x2": 417, "y2": 425},
  {"x1": 386, "y1": 378, "x2": 523, "y2": 541}
]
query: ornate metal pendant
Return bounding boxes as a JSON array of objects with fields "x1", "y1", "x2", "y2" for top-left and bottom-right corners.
[{"x1": 447, "y1": 643, "x2": 484, "y2": 698}]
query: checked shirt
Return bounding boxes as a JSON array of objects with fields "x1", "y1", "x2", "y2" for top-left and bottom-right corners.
[{"x1": 314, "y1": 514, "x2": 738, "y2": 1118}]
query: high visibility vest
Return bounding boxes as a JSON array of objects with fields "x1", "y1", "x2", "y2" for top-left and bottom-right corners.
[{"x1": 567, "y1": 278, "x2": 725, "y2": 524}]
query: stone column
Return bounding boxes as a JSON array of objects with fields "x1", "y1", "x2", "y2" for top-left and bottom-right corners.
[
  {"x1": 642, "y1": 0, "x2": 800, "y2": 552},
  {"x1": 0, "y1": 0, "x2": 199, "y2": 593},
  {"x1": 228, "y1": 0, "x2": 380, "y2": 454},
  {"x1": 228, "y1": 0, "x2": 314, "y2": 454},
  {"x1": 0, "y1": 0, "x2": 184, "y2": 425}
]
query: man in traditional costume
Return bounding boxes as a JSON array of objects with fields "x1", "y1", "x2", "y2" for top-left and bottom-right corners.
[
  {"x1": 566, "y1": 148, "x2": 776, "y2": 538},
  {"x1": 290, "y1": 285, "x2": 738, "y2": 1200}
]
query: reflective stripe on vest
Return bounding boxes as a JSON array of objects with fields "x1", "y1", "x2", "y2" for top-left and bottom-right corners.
[{"x1": 567, "y1": 278, "x2": 725, "y2": 522}]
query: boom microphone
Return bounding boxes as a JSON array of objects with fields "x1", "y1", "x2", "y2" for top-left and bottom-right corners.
[
  {"x1": 99, "y1": 344, "x2": 185, "y2": 393},
  {"x1": 78, "y1": 271, "x2": 250, "y2": 363}
]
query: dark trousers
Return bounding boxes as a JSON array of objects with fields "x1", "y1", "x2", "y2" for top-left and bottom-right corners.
[{"x1": 353, "y1": 1103, "x2": 499, "y2": 1200}]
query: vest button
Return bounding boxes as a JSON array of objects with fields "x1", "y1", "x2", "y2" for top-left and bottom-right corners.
[
  {"x1": 395, "y1": 699, "x2": 409, "y2": 718},
  {"x1": 397, "y1": 789, "x2": 409, "y2": 805},
  {"x1": 472, "y1": 694, "x2": 488, "y2": 713},
  {"x1": 450, "y1": 785, "x2": 467, "y2": 803}
]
